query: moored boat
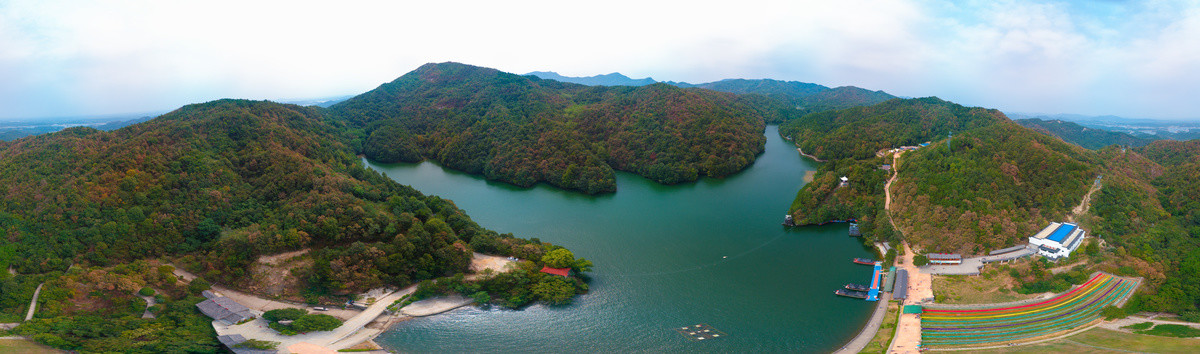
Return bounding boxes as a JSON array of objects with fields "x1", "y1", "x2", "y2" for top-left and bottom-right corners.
[
  {"x1": 844, "y1": 283, "x2": 870, "y2": 292},
  {"x1": 835, "y1": 289, "x2": 869, "y2": 299},
  {"x1": 853, "y1": 258, "x2": 875, "y2": 265}
]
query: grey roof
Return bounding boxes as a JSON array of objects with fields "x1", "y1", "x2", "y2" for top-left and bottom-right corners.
[
  {"x1": 218, "y1": 334, "x2": 246, "y2": 347},
  {"x1": 892, "y1": 269, "x2": 908, "y2": 300},
  {"x1": 989, "y1": 244, "x2": 1028, "y2": 256},
  {"x1": 196, "y1": 296, "x2": 253, "y2": 325},
  {"x1": 927, "y1": 253, "x2": 961, "y2": 260},
  {"x1": 201, "y1": 290, "x2": 218, "y2": 299}
]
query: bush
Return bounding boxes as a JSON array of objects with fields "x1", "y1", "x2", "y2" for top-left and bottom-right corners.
[
  {"x1": 138, "y1": 287, "x2": 154, "y2": 296},
  {"x1": 1101, "y1": 305, "x2": 1128, "y2": 320},
  {"x1": 187, "y1": 278, "x2": 210, "y2": 295},
  {"x1": 263, "y1": 308, "x2": 308, "y2": 322},
  {"x1": 234, "y1": 339, "x2": 279, "y2": 350},
  {"x1": 913, "y1": 255, "x2": 929, "y2": 266},
  {"x1": 1136, "y1": 324, "x2": 1200, "y2": 338},
  {"x1": 291, "y1": 314, "x2": 342, "y2": 332}
]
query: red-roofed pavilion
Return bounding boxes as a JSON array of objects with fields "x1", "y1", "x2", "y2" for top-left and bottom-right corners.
[{"x1": 540, "y1": 266, "x2": 571, "y2": 277}]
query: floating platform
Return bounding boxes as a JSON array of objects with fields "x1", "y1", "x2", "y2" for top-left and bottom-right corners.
[
  {"x1": 866, "y1": 262, "x2": 883, "y2": 301},
  {"x1": 844, "y1": 283, "x2": 870, "y2": 292},
  {"x1": 848, "y1": 222, "x2": 863, "y2": 236},
  {"x1": 675, "y1": 324, "x2": 727, "y2": 341},
  {"x1": 853, "y1": 258, "x2": 875, "y2": 265},
  {"x1": 836, "y1": 289, "x2": 869, "y2": 299}
]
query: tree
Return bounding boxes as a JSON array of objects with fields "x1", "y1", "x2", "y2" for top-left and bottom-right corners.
[
  {"x1": 187, "y1": 278, "x2": 210, "y2": 295},
  {"x1": 291, "y1": 314, "x2": 342, "y2": 332},
  {"x1": 541, "y1": 249, "x2": 575, "y2": 269},
  {"x1": 913, "y1": 254, "x2": 929, "y2": 266},
  {"x1": 532, "y1": 277, "x2": 576, "y2": 305}
]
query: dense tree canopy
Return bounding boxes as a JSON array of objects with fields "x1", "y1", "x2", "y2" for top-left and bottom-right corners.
[{"x1": 329, "y1": 62, "x2": 770, "y2": 194}]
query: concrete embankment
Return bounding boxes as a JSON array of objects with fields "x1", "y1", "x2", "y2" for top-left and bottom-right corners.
[{"x1": 833, "y1": 293, "x2": 891, "y2": 354}]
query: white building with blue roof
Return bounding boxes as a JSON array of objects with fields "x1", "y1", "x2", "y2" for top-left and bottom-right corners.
[{"x1": 1028, "y1": 222, "x2": 1086, "y2": 260}]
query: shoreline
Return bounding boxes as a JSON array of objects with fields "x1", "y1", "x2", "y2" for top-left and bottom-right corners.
[{"x1": 797, "y1": 147, "x2": 826, "y2": 162}]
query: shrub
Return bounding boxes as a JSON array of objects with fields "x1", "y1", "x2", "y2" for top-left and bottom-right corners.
[
  {"x1": 263, "y1": 308, "x2": 308, "y2": 322},
  {"x1": 291, "y1": 314, "x2": 342, "y2": 332},
  {"x1": 138, "y1": 287, "x2": 155, "y2": 297}
]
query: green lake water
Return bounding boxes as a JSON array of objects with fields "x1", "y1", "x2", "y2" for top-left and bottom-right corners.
[{"x1": 367, "y1": 126, "x2": 876, "y2": 353}]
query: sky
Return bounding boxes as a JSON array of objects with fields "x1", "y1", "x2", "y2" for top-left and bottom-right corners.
[{"x1": 3, "y1": 0, "x2": 1200, "y2": 121}]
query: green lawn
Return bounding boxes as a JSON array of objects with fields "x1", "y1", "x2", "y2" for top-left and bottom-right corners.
[
  {"x1": 1136, "y1": 324, "x2": 1200, "y2": 338},
  {"x1": 859, "y1": 302, "x2": 900, "y2": 353},
  {"x1": 0, "y1": 338, "x2": 63, "y2": 354},
  {"x1": 974, "y1": 328, "x2": 1200, "y2": 354}
]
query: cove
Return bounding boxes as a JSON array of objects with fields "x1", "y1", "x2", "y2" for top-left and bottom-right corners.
[{"x1": 366, "y1": 126, "x2": 876, "y2": 352}]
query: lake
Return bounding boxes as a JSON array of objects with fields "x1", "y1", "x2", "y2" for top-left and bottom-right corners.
[{"x1": 367, "y1": 126, "x2": 876, "y2": 353}]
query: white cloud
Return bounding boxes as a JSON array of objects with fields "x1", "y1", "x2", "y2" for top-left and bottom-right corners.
[{"x1": 2, "y1": 0, "x2": 1200, "y2": 120}]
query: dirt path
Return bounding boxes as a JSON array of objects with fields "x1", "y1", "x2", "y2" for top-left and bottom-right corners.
[
  {"x1": 1067, "y1": 177, "x2": 1102, "y2": 222},
  {"x1": 1099, "y1": 315, "x2": 1200, "y2": 332},
  {"x1": 885, "y1": 151, "x2": 903, "y2": 211},
  {"x1": 170, "y1": 265, "x2": 360, "y2": 320},
  {"x1": 797, "y1": 147, "x2": 826, "y2": 162},
  {"x1": 24, "y1": 283, "x2": 43, "y2": 321},
  {"x1": 889, "y1": 242, "x2": 933, "y2": 353}
]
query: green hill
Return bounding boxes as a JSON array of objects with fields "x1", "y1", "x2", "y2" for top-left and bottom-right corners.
[
  {"x1": 330, "y1": 62, "x2": 769, "y2": 194},
  {"x1": 779, "y1": 97, "x2": 1006, "y2": 160},
  {"x1": 692, "y1": 79, "x2": 896, "y2": 116},
  {"x1": 891, "y1": 122, "x2": 1100, "y2": 253},
  {"x1": 1015, "y1": 118, "x2": 1154, "y2": 150},
  {"x1": 0, "y1": 99, "x2": 582, "y2": 292},
  {"x1": 785, "y1": 99, "x2": 1099, "y2": 254}
]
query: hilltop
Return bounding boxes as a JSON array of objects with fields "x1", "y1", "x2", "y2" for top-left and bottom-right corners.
[
  {"x1": 331, "y1": 62, "x2": 769, "y2": 194},
  {"x1": 1016, "y1": 118, "x2": 1154, "y2": 149},
  {"x1": 529, "y1": 71, "x2": 897, "y2": 119},
  {"x1": 785, "y1": 98, "x2": 1098, "y2": 254},
  {"x1": 525, "y1": 71, "x2": 657, "y2": 86}
]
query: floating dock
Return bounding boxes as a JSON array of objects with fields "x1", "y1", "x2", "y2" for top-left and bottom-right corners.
[{"x1": 866, "y1": 262, "x2": 882, "y2": 301}]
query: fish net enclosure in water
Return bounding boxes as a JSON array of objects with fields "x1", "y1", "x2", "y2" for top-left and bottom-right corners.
[{"x1": 675, "y1": 324, "x2": 727, "y2": 341}]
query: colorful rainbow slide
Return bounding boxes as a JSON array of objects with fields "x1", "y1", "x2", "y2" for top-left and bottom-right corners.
[{"x1": 921, "y1": 273, "x2": 1135, "y2": 347}]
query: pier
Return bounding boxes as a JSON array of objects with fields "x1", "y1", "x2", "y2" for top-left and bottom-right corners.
[{"x1": 866, "y1": 262, "x2": 882, "y2": 301}]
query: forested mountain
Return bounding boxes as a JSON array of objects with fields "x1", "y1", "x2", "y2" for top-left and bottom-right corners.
[
  {"x1": 1016, "y1": 118, "x2": 1154, "y2": 149},
  {"x1": 785, "y1": 98, "x2": 1098, "y2": 254},
  {"x1": 891, "y1": 122, "x2": 1100, "y2": 253},
  {"x1": 690, "y1": 79, "x2": 896, "y2": 116},
  {"x1": 525, "y1": 71, "x2": 657, "y2": 86},
  {"x1": 0, "y1": 99, "x2": 582, "y2": 292},
  {"x1": 779, "y1": 97, "x2": 1007, "y2": 160},
  {"x1": 1084, "y1": 141, "x2": 1200, "y2": 318},
  {"x1": 330, "y1": 62, "x2": 769, "y2": 194}
]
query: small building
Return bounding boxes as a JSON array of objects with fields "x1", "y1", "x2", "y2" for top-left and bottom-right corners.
[
  {"x1": 839, "y1": 176, "x2": 850, "y2": 187},
  {"x1": 892, "y1": 269, "x2": 909, "y2": 301},
  {"x1": 926, "y1": 253, "x2": 962, "y2": 265},
  {"x1": 540, "y1": 266, "x2": 571, "y2": 277},
  {"x1": 1028, "y1": 222, "x2": 1087, "y2": 260},
  {"x1": 196, "y1": 296, "x2": 254, "y2": 325},
  {"x1": 880, "y1": 164, "x2": 892, "y2": 171}
]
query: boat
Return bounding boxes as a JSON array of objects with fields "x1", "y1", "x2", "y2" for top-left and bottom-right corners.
[
  {"x1": 835, "y1": 289, "x2": 869, "y2": 299},
  {"x1": 853, "y1": 258, "x2": 875, "y2": 265},
  {"x1": 844, "y1": 283, "x2": 870, "y2": 292}
]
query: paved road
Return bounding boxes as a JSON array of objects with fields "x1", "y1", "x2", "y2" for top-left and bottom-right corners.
[
  {"x1": 24, "y1": 283, "x2": 43, "y2": 321},
  {"x1": 832, "y1": 293, "x2": 891, "y2": 354}
]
